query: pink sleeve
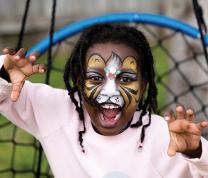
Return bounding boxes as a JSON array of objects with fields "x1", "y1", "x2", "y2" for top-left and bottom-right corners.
[
  {"x1": 0, "y1": 54, "x2": 75, "y2": 139},
  {"x1": 0, "y1": 79, "x2": 40, "y2": 138},
  {"x1": 0, "y1": 79, "x2": 75, "y2": 139},
  {"x1": 184, "y1": 137, "x2": 208, "y2": 177}
]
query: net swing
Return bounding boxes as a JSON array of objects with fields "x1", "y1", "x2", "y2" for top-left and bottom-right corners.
[{"x1": 0, "y1": 0, "x2": 208, "y2": 177}]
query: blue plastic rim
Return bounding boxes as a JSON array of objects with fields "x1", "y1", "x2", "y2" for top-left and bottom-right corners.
[{"x1": 27, "y1": 12, "x2": 208, "y2": 56}]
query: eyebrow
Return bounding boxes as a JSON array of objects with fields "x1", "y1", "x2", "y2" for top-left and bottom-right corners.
[
  {"x1": 86, "y1": 69, "x2": 101, "y2": 73},
  {"x1": 86, "y1": 70, "x2": 105, "y2": 78},
  {"x1": 86, "y1": 65, "x2": 138, "y2": 74},
  {"x1": 119, "y1": 69, "x2": 137, "y2": 74}
]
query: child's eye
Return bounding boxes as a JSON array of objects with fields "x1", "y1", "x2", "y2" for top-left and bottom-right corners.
[
  {"x1": 86, "y1": 71, "x2": 103, "y2": 83},
  {"x1": 119, "y1": 77, "x2": 132, "y2": 83},
  {"x1": 91, "y1": 76, "x2": 103, "y2": 81}
]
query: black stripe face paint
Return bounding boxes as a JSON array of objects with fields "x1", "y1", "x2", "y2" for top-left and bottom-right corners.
[{"x1": 83, "y1": 43, "x2": 144, "y2": 136}]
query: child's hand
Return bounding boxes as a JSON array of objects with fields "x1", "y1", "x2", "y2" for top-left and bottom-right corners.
[
  {"x1": 2, "y1": 48, "x2": 45, "y2": 102},
  {"x1": 164, "y1": 106, "x2": 208, "y2": 157}
]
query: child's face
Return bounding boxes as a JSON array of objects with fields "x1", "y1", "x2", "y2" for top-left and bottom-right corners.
[{"x1": 83, "y1": 42, "x2": 144, "y2": 135}]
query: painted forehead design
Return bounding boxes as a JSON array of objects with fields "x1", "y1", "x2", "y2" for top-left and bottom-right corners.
[
  {"x1": 104, "y1": 52, "x2": 122, "y2": 78},
  {"x1": 87, "y1": 52, "x2": 138, "y2": 71}
]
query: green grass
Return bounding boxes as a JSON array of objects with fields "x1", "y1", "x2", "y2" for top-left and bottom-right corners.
[
  {"x1": 0, "y1": 48, "x2": 169, "y2": 177},
  {"x1": 28, "y1": 54, "x2": 66, "y2": 88},
  {"x1": 153, "y1": 46, "x2": 170, "y2": 110}
]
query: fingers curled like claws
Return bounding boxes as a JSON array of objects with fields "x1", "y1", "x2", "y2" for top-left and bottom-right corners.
[
  {"x1": 28, "y1": 51, "x2": 39, "y2": 63},
  {"x1": 32, "y1": 64, "x2": 45, "y2": 74},
  {"x1": 176, "y1": 105, "x2": 186, "y2": 120},
  {"x1": 186, "y1": 108, "x2": 194, "y2": 122},
  {"x1": 197, "y1": 121, "x2": 208, "y2": 131},
  {"x1": 164, "y1": 110, "x2": 175, "y2": 123},
  {"x1": 3, "y1": 48, "x2": 16, "y2": 55},
  {"x1": 15, "y1": 48, "x2": 27, "y2": 60}
]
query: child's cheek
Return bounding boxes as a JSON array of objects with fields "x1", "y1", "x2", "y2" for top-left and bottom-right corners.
[
  {"x1": 84, "y1": 80, "x2": 102, "y2": 99},
  {"x1": 119, "y1": 82, "x2": 141, "y2": 110}
]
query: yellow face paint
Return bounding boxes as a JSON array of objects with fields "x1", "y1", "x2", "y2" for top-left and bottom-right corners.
[
  {"x1": 120, "y1": 56, "x2": 140, "y2": 108},
  {"x1": 84, "y1": 54, "x2": 105, "y2": 99},
  {"x1": 85, "y1": 53, "x2": 141, "y2": 109},
  {"x1": 122, "y1": 56, "x2": 137, "y2": 73},
  {"x1": 83, "y1": 42, "x2": 144, "y2": 136},
  {"x1": 87, "y1": 54, "x2": 105, "y2": 69}
]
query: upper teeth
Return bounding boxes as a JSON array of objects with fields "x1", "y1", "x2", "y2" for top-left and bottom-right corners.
[{"x1": 101, "y1": 104, "x2": 119, "y2": 109}]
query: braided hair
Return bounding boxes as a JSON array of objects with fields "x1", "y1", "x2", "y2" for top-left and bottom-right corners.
[{"x1": 64, "y1": 23, "x2": 158, "y2": 151}]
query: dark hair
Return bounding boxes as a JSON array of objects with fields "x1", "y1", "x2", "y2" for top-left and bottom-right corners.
[{"x1": 64, "y1": 23, "x2": 158, "y2": 151}]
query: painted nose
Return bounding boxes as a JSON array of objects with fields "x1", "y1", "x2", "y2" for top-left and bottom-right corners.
[{"x1": 100, "y1": 79, "x2": 120, "y2": 96}]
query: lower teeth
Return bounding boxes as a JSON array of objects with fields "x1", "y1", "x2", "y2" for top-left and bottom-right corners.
[{"x1": 101, "y1": 114, "x2": 120, "y2": 121}]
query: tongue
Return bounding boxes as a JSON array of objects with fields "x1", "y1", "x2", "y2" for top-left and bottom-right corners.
[{"x1": 102, "y1": 108, "x2": 120, "y2": 119}]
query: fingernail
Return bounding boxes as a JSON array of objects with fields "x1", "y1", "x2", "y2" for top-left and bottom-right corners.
[
  {"x1": 30, "y1": 55, "x2": 36, "y2": 60},
  {"x1": 3, "y1": 48, "x2": 8, "y2": 53},
  {"x1": 15, "y1": 55, "x2": 20, "y2": 60},
  {"x1": 164, "y1": 116, "x2": 170, "y2": 121},
  {"x1": 186, "y1": 109, "x2": 193, "y2": 115},
  {"x1": 176, "y1": 106, "x2": 183, "y2": 112},
  {"x1": 40, "y1": 69, "x2": 45, "y2": 73}
]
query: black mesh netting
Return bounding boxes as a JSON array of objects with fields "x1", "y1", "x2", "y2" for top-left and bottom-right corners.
[{"x1": 0, "y1": 20, "x2": 208, "y2": 178}]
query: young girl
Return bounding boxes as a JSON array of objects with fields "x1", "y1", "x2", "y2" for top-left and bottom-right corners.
[{"x1": 0, "y1": 24, "x2": 208, "y2": 178}]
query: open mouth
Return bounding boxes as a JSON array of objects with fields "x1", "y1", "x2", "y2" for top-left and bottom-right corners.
[{"x1": 99, "y1": 103, "x2": 122, "y2": 127}]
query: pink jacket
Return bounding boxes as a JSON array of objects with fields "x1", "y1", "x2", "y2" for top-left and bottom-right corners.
[{"x1": 0, "y1": 55, "x2": 208, "y2": 178}]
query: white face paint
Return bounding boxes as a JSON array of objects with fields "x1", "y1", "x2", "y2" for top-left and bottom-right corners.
[{"x1": 96, "y1": 52, "x2": 124, "y2": 107}]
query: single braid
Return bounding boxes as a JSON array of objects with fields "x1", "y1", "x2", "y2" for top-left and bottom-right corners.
[
  {"x1": 129, "y1": 28, "x2": 158, "y2": 147},
  {"x1": 77, "y1": 90, "x2": 86, "y2": 153},
  {"x1": 76, "y1": 38, "x2": 89, "y2": 151}
]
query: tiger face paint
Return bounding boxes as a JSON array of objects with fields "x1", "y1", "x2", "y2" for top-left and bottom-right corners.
[
  {"x1": 84, "y1": 43, "x2": 144, "y2": 136},
  {"x1": 94, "y1": 52, "x2": 124, "y2": 108}
]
